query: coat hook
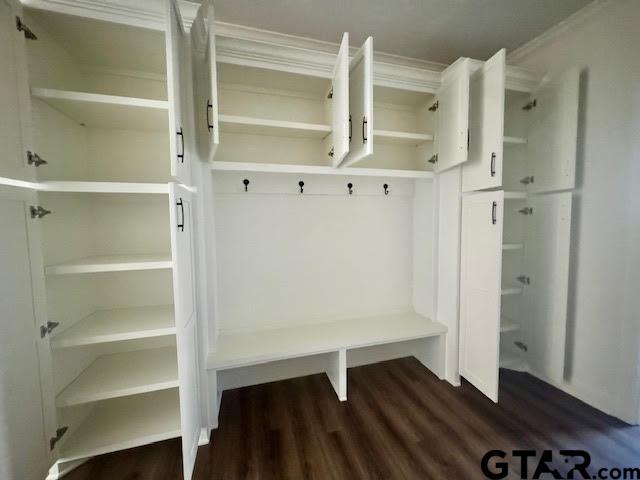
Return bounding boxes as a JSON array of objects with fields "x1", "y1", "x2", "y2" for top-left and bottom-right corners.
[
  {"x1": 243, "y1": 179, "x2": 249, "y2": 192},
  {"x1": 298, "y1": 180, "x2": 304, "y2": 194},
  {"x1": 347, "y1": 182, "x2": 353, "y2": 195},
  {"x1": 383, "y1": 183, "x2": 389, "y2": 195}
]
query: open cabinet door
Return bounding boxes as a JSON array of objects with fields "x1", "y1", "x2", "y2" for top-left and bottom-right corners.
[
  {"x1": 169, "y1": 184, "x2": 201, "y2": 480},
  {"x1": 462, "y1": 49, "x2": 506, "y2": 192},
  {"x1": 459, "y1": 191, "x2": 503, "y2": 402},
  {"x1": 522, "y1": 192, "x2": 572, "y2": 383},
  {"x1": 340, "y1": 37, "x2": 372, "y2": 167},
  {"x1": 434, "y1": 58, "x2": 470, "y2": 172},
  {"x1": 166, "y1": 0, "x2": 192, "y2": 185},
  {"x1": 526, "y1": 68, "x2": 579, "y2": 193},
  {"x1": 328, "y1": 32, "x2": 349, "y2": 167}
]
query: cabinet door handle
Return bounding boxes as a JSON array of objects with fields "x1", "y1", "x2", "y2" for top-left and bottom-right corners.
[
  {"x1": 177, "y1": 198, "x2": 185, "y2": 232},
  {"x1": 362, "y1": 116, "x2": 368, "y2": 143},
  {"x1": 177, "y1": 128, "x2": 185, "y2": 163},
  {"x1": 349, "y1": 115, "x2": 352, "y2": 142},
  {"x1": 206, "y1": 101, "x2": 214, "y2": 132},
  {"x1": 490, "y1": 152, "x2": 496, "y2": 177},
  {"x1": 491, "y1": 201, "x2": 497, "y2": 225}
]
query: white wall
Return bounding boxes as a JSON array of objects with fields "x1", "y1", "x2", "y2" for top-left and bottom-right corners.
[{"x1": 510, "y1": 0, "x2": 640, "y2": 423}]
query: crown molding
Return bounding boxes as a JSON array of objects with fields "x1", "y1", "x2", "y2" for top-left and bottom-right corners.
[{"x1": 507, "y1": 0, "x2": 614, "y2": 64}]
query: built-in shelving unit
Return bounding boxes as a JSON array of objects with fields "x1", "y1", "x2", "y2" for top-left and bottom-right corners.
[
  {"x1": 45, "y1": 254, "x2": 172, "y2": 275},
  {"x1": 36, "y1": 182, "x2": 169, "y2": 194}
]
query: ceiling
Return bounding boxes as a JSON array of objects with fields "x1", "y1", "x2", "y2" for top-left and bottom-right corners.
[{"x1": 210, "y1": 0, "x2": 593, "y2": 64}]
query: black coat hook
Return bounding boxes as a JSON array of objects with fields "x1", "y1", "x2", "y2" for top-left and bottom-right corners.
[
  {"x1": 347, "y1": 182, "x2": 353, "y2": 195},
  {"x1": 383, "y1": 183, "x2": 389, "y2": 195},
  {"x1": 298, "y1": 180, "x2": 304, "y2": 194},
  {"x1": 243, "y1": 179, "x2": 249, "y2": 192}
]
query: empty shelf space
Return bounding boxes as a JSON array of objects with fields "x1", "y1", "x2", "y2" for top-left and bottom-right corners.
[
  {"x1": 56, "y1": 347, "x2": 178, "y2": 407},
  {"x1": 501, "y1": 286, "x2": 524, "y2": 296},
  {"x1": 208, "y1": 312, "x2": 447, "y2": 370},
  {"x1": 36, "y1": 181, "x2": 169, "y2": 194},
  {"x1": 45, "y1": 254, "x2": 172, "y2": 275},
  {"x1": 31, "y1": 88, "x2": 168, "y2": 131},
  {"x1": 373, "y1": 129, "x2": 434, "y2": 145},
  {"x1": 500, "y1": 317, "x2": 520, "y2": 333},
  {"x1": 51, "y1": 305, "x2": 175, "y2": 349},
  {"x1": 504, "y1": 136, "x2": 527, "y2": 145},
  {"x1": 503, "y1": 243, "x2": 524, "y2": 251},
  {"x1": 59, "y1": 389, "x2": 180, "y2": 463},
  {"x1": 211, "y1": 161, "x2": 434, "y2": 179},
  {"x1": 218, "y1": 114, "x2": 331, "y2": 138}
]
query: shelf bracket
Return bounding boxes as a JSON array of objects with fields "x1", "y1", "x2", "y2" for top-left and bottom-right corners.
[
  {"x1": 49, "y1": 426, "x2": 68, "y2": 451},
  {"x1": 30, "y1": 205, "x2": 51, "y2": 219},
  {"x1": 40, "y1": 321, "x2": 60, "y2": 339},
  {"x1": 27, "y1": 151, "x2": 47, "y2": 167}
]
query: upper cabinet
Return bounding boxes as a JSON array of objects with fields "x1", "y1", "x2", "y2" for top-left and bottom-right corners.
[
  {"x1": 191, "y1": 0, "x2": 219, "y2": 164},
  {"x1": 166, "y1": 0, "x2": 192, "y2": 185},
  {"x1": 0, "y1": 0, "x2": 33, "y2": 181},
  {"x1": 463, "y1": 49, "x2": 506, "y2": 192},
  {"x1": 329, "y1": 33, "x2": 350, "y2": 167},
  {"x1": 340, "y1": 37, "x2": 373, "y2": 168},
  {"x1": 433, "y1": 58, "x2": 470, "y2": 172}
]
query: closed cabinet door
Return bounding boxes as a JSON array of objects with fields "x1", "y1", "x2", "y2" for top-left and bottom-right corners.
[
  {"x1": 0, "y1": 0, "x2": 33, "y2": 181},
  {"x1": 166, "y1": 0, "x2": 192, "y2": 185},
  {"x1": 522, "y1": 192, "x2": 572, "y2": 383},
  {"x1": 340, "y1": 37, "x2": 373, "y2": 167},
  {"x1": 459, "y1": 190, "x2": 503, "y2": 402},
  {"x1": 463, "y1": 49, "x2": 506, "y2": 192},
  {"x1": 328, "y1": 32, "x2": 350, "y2": 167},
  {"x1": 434, "y1": 58, "x2": 470, "y2": 172},
  {"x1": 526, "y1": 68, "x2": 580, "y2": 193},
  {"x1": 169, "y1": 184, "x2": 200, "y2": 480}
]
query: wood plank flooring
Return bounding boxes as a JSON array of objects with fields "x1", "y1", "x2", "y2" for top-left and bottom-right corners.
[{"x1": 64, "y1": 357, "x2": 640, "y2": 480}]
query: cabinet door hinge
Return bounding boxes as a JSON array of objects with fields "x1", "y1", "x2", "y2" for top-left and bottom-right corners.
[
  {"x1": 514, "y1": 341, "x2": 528, "y2": 352},
  {"x1": 428, "y1": 100, "x2": 439, "y2": 112},
  {"x1": 27, "y1": 151, "x2": 47, "y2": 167},
  {"x1": 40, "y1": 321, "x2": 60, "y2": 339},
  {"x1": 328, "y1": 147, "x2": 334, "y2": 157},
  {"x1": 50, "y1": 426, "x2": 68, "y2": 450},
  {"x1": 516, "y1": 275, "x2": 531, "y2": 285},
  {"x1": 520, "y1": 175, "x2": 534, "y2": 185},
  {"x1": 518, "y1": 207, "x2": 533, "y2": 215},
  {"x1": 522, "y1": 99, "x2": 537, "y2": 111},
  {"x1": 327, "y1": 86, "x2": 333, "y2": 99},
  {"x1": 30, "y1": 205, "x2": 51, "y2": 219},
  {"x1": 428, "y1": 154, "x2": 438, "y2": 164},
  {"x1": 15, "y1": 16, "x2": 37, "y2": 40}
]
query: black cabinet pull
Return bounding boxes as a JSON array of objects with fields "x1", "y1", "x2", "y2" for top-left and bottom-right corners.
[
  {"x1": 177, "y1": 128, "x2": 185, "y2": 163},
  {"x1": 362, "y1": 117, "x2": 368, "y2": 143},
  {"x1": 177, "y1": 198, "x2": 185, "y2": 231},
  {"x1": 349, "y1": 115, "x2": 352, "y2": 142},
  {"x1": 491, "y1": 201, "x2": 497, "y2": 225},
  {"x1": 490, "y1": 152, "x2": 496, "y2": 177},
  {"x1": 206, "y1": 100, "x2": 214, "y2": 132}
]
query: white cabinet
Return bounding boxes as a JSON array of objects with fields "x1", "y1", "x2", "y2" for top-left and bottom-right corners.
[{"x1": 329, "y1": 33, "x2": 350, "y2": 167}]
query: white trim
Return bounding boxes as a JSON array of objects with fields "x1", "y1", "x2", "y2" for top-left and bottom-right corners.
[{"x1": 507, "y1": 0, "x2": 615, "y2": 64}]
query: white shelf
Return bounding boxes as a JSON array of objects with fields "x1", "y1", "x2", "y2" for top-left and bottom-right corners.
[
  {"x1": 36, "y1": 181, "x2": 169, "y2": 194},
  {"x1": 51, "y1": 305, "x2": 175, "y2": 349},
  {"x1": 500, "y1": 352, "x2": 522, "y2": 369},
  {"x1": 218, "y1": 114, "x2": 331, "y2": 138},
  {"x1": 501, "y1": 286, "x2": 523, "y2": 296},
  {"x1": 503, "y1": 243, "x2": 524, "y2": 251},
  {"x1": 504, "y1": 136, "x2": 527, "y2": 145},
  {"x1": 45, "y1": 254, "x2": 172, "y2": 275},
  {"x1": 373, "y1": 129, "x2": 433, "y2": 145},
  {"x1": 56, "y1": 347, "x2": 178, "y2": 407},
  {"x1": 504, "y1": 191, "x2": 527, "y2": 199},
  {"x1": 500, "y1": 317, "x2": 520, "y2": 333},
  {"x1": 31, "y1": 88, "x2": 168, "y2": 131},
  {"x1": 208, "y1": 311, "x2": 447, "y2": 370},
  {"x1": 59, "y1": 389, "x2": 180, "y2": 463},
  {"x1": 211, "y1": 161, "x2": 434, "y2": 179}
]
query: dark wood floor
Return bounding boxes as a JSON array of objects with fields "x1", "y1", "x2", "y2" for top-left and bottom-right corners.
[{"x1": 65, "y1": 357, "x2": 640, "y2": 480}]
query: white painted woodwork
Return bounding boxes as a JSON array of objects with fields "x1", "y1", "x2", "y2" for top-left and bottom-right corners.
[
  {"x1": 58, "y1": 389, "x2": 181, "y2": 463},
  {"x1": 341, "y1": 37, "x2": 373, "y2": 167},
  {"x1": 45, "y1": 254, "x2": 172, "y2": 275},
  {"x1": 459, "y1": 191, "x2": 503, "y2": 402},
  {"x1": 36, "y1": 181, "x2": 169, "y2": 194},
  {"x1": 51, "y1": 305, "x2": 176, "y2": 348},
  {"x1": 219, "y1": 114, "x2": 331, "y2": 138},
  {"x1": 502, "y1": 243, "x2": 523, "y2": 251},
  {"x1": 166, "y1": 0, "x2": 191, "y2": 185},
  {"x1": 463, "y1": 49, "x2": 506, "y2": 191},
  {"x1": 30, "y1": 88, "x2": 168, "y2": 131},
  {"x1": 523, "y1": 192, "x2": 572, "y2": 383},
  {"x1": 326, "y1": 349, "x2": 347, "y2": 401},
  {"x1": 0, "y1": 0, "x2": 32, "y2": 181},
  {"x1": 168, "y1": 183, "x2": 200, "y2": 480},
  {"x1": 434, "y1": 58, "x2": 470, "y2": 171},
  {"x1": 526, "y1": 68, "x2": 580, "y2": 193},
  {"x1": 209, "y1": 312, "x2": 446, "y2": 370},
  {"x1": 501, "y1": 286, "x2": 523, "y2": 296},
  {"x1": 56, "y1": 347, "x2": 178, "y2": 407},
  {"x1": 500, "y1": 317, "x2": 519, "y2": 333},
  {"x1": 373, "y1": 129, "x2": 434, "y2": 145},
  {"x1": 329, "y1": 33, "x2": 350, "y2": 167},
  {"x1": 503, "y1": 136, "x2": 527, "y2": 145}
]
